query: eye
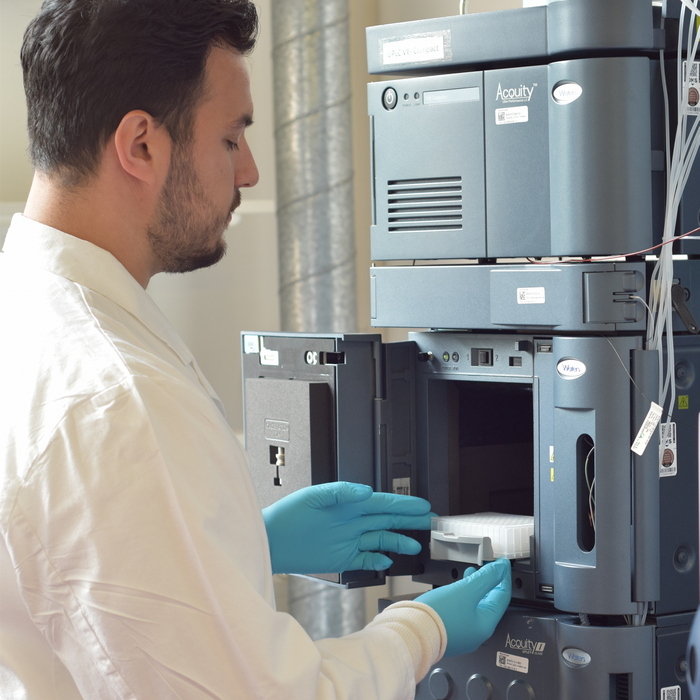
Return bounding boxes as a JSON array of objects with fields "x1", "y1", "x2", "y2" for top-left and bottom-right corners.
[{"x1": 226, "y1": 140, "x2": 240, "y2": 152}]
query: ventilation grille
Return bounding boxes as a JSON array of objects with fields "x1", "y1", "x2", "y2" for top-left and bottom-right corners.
[
  {"x1": 611, "y1": 673, "x2": 630, "y2": 700},
  {"x1": 386, "y1": 177, "x2": 463, "y2": 232}
]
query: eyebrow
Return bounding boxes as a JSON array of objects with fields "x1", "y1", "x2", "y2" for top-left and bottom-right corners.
[{"x1": 228, "y1": 115, "x2": 254, "y2": 131}]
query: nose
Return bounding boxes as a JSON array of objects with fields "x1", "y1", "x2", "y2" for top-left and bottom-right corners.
[{"x1": 236, "y1": 135, "x2": 259, "y2": 189}]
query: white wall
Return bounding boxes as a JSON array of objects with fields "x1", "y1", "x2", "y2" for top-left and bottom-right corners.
[
  {"x1": 0, "y1": 0, "x2": 522, "y2": 433},
  {"x1": 0, "y1": 0, "x2": 280, "y2": 433},
  {"x1": 0, "y1": 0, "x2": 40, "y2": 203}
]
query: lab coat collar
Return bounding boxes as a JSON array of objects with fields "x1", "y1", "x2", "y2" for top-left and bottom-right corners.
[{"x1": 2, "y1": 214, "x2": 213, "y2": 392}]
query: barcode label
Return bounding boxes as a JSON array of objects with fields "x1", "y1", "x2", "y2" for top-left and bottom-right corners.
[
  {"x1": 659, "y1": 422, "x2": 678, "y2": 477},
  {"x1": 516, "y1": 286, "x2": 545, "y2": 304},
  {"x1": 661, "y1": 685, "x2": 681, "y2": 700},
  {"x1": 495, "y1": 106, "x2": 529, "y2": 125},
  {"x1": 496, "y1": 651, "x2": 529, "y2": 674},
  {"x1": 683, "y1": 61, "x2": 700, "y2": 115}
]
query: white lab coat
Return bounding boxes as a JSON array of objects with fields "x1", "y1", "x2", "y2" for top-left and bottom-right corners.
[{"x1": 0, "y1": 215, "x2": 444, "y2": 700}]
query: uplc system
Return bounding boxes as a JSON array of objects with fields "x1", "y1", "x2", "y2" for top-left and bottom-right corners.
[{"x1": 243, "y1": 2, "x2": 700, "y2": 698}]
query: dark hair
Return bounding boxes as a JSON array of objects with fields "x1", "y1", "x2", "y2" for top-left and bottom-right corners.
[{"x1": 21, "y1": 0, "x2": 258, "y2": 186}]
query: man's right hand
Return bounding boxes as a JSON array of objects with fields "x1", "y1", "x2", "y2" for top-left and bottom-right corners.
[{"x1": 416, "y1": 558, "x2": 512, "y2": 657}]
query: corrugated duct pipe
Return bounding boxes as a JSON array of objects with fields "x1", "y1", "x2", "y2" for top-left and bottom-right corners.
[
  {"x1": 271, "y1": 0, "x2": 358, "y2": 334},
  {"x1": 270, "y1": 0, "x2": 364, "y2": 639}
]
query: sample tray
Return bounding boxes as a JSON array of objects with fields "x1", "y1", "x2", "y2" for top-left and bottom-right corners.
[{"x1": 431, "y1": 513, "x2": 534, "y2": 566}]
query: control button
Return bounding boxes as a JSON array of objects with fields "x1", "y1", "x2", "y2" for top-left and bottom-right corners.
[
  {"x1": 428, "y1": 669, "x2": 453, "y2": 700},
  {"x1": 509, "y1": 356, "x2": 523, "y2": 367},
  {"x1": 506, "y1": 679, "x2": 535, "y2": 700},
  {"x1": 382, "y1": 87, "x2": 398, "y2": 110},
  {"x1": 466, "y1": 674, "x2": 494, "y2": 700},
  {"x1": 452, "y1": 352, "x2": 460, "y2": 363}
]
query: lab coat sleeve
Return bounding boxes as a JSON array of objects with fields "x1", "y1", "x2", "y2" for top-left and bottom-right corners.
[
  {"x1": 365, "y1": 601, "x2": 447, "y2": 682},
  {"x1": 3, "y1": 371, "x2": 441, "y2": 700}
]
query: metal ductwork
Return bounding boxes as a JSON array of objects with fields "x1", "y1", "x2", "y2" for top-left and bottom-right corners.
[
  {"x1": 271, "y1": 0, "x2": 357, "y2": 335},
  {"x1": 270, "y1": 0, "x2": 363, "y2": 639}
]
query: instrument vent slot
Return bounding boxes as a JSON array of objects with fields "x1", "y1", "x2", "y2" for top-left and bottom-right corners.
[{"x1": 386, "y1": 177, "x2": 463, "y2": 232}]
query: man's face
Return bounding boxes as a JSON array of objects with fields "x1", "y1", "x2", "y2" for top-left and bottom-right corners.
[{"x1": 147, "y1": 46, "x2": 258, "y2": 275}]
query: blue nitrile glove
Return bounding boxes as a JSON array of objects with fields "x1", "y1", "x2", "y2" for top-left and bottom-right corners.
[
  {"x1": 262, "y1": 481, "x2": 433, "y2": 575},
  {"x1": 416, "y1": 558, "x2": 512, "y2": 657}
]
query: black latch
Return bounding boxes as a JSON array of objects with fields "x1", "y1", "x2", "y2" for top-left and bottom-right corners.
[{"x1": 671, "y1": 284, "x2": 699, "y2": 334}]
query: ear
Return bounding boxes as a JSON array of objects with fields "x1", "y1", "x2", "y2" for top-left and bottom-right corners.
[{"x1": 112, "y1": 110, "x2": 170, "y2": 186}]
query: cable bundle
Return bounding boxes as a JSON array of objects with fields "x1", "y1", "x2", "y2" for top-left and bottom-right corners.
[{"x1": 649, "y1": 0, "x2": 700, "y2": 425}]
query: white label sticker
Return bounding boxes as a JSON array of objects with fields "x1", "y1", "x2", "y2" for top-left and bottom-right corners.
[
  {"x1": 496, "y1": 106, "x2": 529, "y2": 125},
  {"x1": 661, "y1": 685, "x2": 681, "y2": 700},
  {"x1": 659, "y1": 422, "x2": 678, "y2": 477},
  {"x1": 243, "y1": 334, "x2": 260, "y2": 354},
  {"x1": 382, "y1": 33, "x2": 448, "y2": 65},
  {"x1": 517, "y1": 287, "x2": 545, "y2": 304},
  {"x1": 631, "y1": 402, "x2": 663, "y2": 456},
  {"x1": 260, "y1": 346, "x2": 280, "y2": 366},
  {"x1": 496, "y1": 651, "x2": 529, "y2": 674},
  {"x1": 392, "y1": 477, "x2": 411, "y2": 496}
]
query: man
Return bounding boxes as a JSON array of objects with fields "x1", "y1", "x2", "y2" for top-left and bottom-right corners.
[{"x1": 0, "y1": 1, "x2": 511, "y2": 698}]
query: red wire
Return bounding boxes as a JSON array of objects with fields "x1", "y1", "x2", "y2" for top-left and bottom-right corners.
[{"x1": 525, "y1": 226, "x2": 700, "y2": 265}]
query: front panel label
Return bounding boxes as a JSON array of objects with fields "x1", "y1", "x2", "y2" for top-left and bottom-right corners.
[
  {"x1": 496, "y1": 106, "x2": 529, "y2": 125},
  {"x1": 264, "y1": 419, "x2": 289, "y2": 442},
  {"x1": 381, "y1": 31, "x2": 451, "y2": 66},
  {"x1": 517, "y1": 287, "x2": 546, "y2": 304},
  {"x1": 496, "y1": 651, "x2": 529, "y2": 674}
]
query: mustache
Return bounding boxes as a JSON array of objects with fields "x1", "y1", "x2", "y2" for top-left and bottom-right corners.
[{"x1": 231, "y1": 189, "x2": 242, "y2": 214}]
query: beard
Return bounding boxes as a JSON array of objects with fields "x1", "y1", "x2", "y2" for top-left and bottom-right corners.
[{"x1": 147, "y1": 146, "x2": 239, "y2": 274}]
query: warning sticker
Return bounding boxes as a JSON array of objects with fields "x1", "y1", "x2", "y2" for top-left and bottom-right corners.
[
  {"x1": 661, "y1": 685, "x2": 681, "y2": 700},
  {"x1": 659, "y1": 422, "x2": 677, "y2": 478},
  {"x1": 496, "y1": 652, "x2": 529, "y2": 675},
  {"x1": 496, "y1": 106, "x2": 529, "y2": 125}
]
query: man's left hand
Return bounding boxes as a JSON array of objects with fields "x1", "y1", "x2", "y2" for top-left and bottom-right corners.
[{"x1": 262, "y1": 482, "x2": 433, "y2": 575}]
